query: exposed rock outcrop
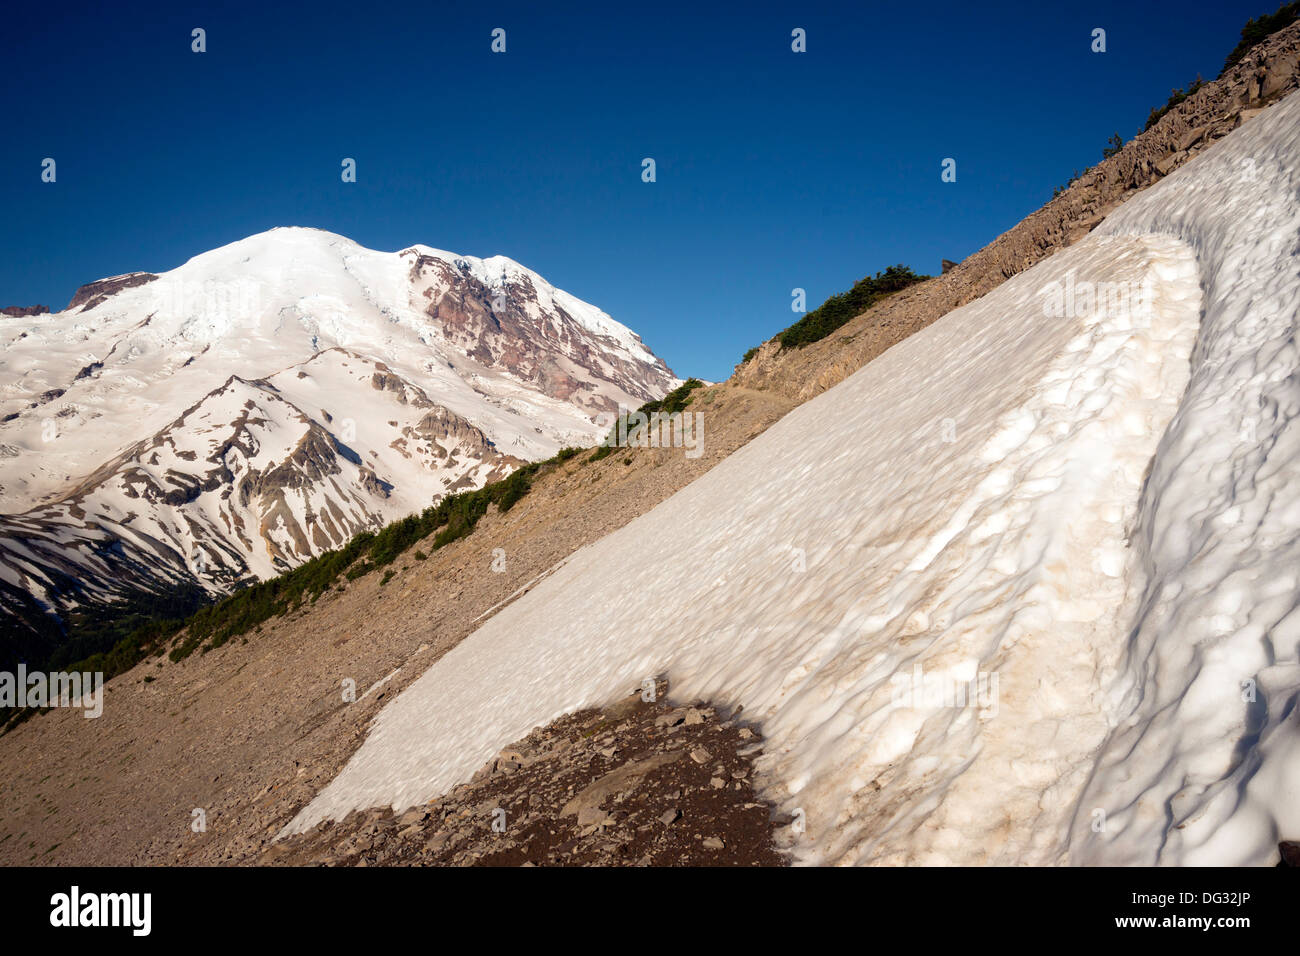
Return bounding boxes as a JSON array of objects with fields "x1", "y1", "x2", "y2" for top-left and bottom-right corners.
[
  {"x1": 405, "y1": 250, "x2": 676, "y2": 412},
  {"x1": 0, "y1": 356, "x2": 527, "y2": 649},
  {"x1": 66, "y1": 272, "x2": 158, "y2": 312}
]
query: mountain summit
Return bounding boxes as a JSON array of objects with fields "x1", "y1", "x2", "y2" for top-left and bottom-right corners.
[{"x1": 0, "y1": 227, "x2": 677, "y2": 656}]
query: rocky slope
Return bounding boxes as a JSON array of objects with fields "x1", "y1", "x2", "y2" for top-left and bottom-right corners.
[
  {"x1": 0, "y1": 228, "x2": 678, "y2": 657},
  {"x1": 260, "y1": 683, "x2": 787, "y2": 867}
]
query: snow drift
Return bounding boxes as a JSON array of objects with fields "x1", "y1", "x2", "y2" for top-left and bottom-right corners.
[{"x1": 288, "y1": 93, "x2": 1300, "y2": 865}]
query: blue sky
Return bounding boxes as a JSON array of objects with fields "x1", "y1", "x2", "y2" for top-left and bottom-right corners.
[{"x1": 0, "y1": 0, "x2": 1272, "y2": 381}]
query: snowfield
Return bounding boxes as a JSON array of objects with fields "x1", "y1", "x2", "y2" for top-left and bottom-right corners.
[
  {"x1": 0, "y1": 228, "x2": 672, "y2": 514},
  {"x1": 289, "y1": 92, "x2": 1300, "y2": 865}
]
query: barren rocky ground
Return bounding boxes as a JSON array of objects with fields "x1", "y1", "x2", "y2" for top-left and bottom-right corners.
[{"x1": 260, "y1": 682, "x2": 788, "y2": 867}]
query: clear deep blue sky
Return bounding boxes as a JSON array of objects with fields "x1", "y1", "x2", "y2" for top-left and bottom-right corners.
[{"x1": 0, "y1": 0, "x2": 1271, "y2": 381}]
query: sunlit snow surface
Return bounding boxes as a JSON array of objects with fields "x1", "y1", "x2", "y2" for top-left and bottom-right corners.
[
  {"x1": 290, "y1": 94, "x2": 1300, "y2": 865},
  {"x1": 0, "y1": 229, "x2": 668, "y2": 513}
]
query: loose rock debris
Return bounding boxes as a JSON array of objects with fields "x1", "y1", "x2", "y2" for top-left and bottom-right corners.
[{"x1": 262, "y1": 682, "x2": 789, "y2": 866}]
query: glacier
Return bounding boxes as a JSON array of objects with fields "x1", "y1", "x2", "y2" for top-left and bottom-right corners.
[
  {"x1": 0, "y1": 227, "x2": 680, "y2": 641},
  {"x1": 0, "y1": 227, "x2": 675, "y2": 514},
  {"x1": 287, "y1": 92, "x2": 1300, "y2": 865}
]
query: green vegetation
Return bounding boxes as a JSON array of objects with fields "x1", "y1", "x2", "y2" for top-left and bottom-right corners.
[
  {"x1": 2, "y1": 445, "x2": 600, "y2": 735},
  {"x1": 775, "y1": 265, "x2": 928, "y2": 351},
  {"x1": 47, "y1": 583, "x2": 210, "y2": 672},
  {"x1": 733, "y1": 265, "x2": 929, "y2": 368},
  {"x1": 1140, "y1": 4, "x2": 1298, "y2": 137},
  {"x1": 1142, "y1": 76, "x2": 1205, "y2": 133},
  {"x1": 1050, "y1": 4, "x2": 1300, "y2": 202},
  {"x1": 639, "y1": 378, "x2": 705, "y2": 416},
  {"x1": 164, "y1": 462, "x2": 548, "y2": 662},
  {"x1": 589, "y1": 379, "x2": 706, "y2": 462},
  {"x1": 1143, "y1": 5, "x2": 1297, "y2": 137},
  {"x1": 1052, "y1": 168, "x2": 1082, "y2": 199},
  {"x1": 1222, "y1": 3, "x2": 1299, "y2": 74},
  {"x1": 1059, "y1": 5, "x2": 1298, "y2": 200}
]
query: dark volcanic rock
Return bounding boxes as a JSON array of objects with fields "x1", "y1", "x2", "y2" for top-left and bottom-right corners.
[{"x1": 67, "y1": 272, "x2": 158, "y2": 312}]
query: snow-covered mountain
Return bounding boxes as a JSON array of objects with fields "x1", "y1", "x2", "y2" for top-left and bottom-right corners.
[
  {"x1": 289, "y1": 93, "x2": 1300, "y2": 865},
  {"x1": 0, "y1": 228, "x2": 677, "y2": 644}
]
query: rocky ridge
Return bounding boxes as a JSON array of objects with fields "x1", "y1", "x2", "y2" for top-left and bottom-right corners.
[{"x1": 733, "y1": 20, "x2": 1300, "y2": 401}]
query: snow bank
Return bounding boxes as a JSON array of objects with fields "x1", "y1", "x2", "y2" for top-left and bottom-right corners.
[
  {"x1": 288, "y1": 93, "x2": 1299, "y2": 866},
  {"x1": 1070, "y1": 93, "x2": 1300, "y2": 865}
]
